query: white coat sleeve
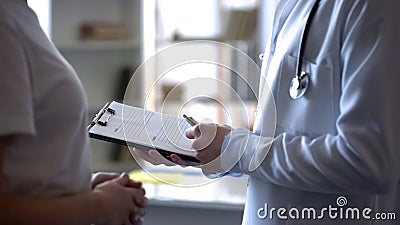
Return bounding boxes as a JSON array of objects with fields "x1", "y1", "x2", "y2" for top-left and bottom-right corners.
[{"x1": 220, "y1": 1, "x2": 400, "y2": 195}]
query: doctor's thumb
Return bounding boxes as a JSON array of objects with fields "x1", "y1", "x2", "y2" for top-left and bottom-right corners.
[{"x1": 185, "y1": 124, "x2": 201, "y2": 139}]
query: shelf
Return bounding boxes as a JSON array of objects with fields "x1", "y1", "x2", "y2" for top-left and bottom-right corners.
[
  {"x1": 50, "y1": 0, "x2": 143, "y2": 175},
  {"x1": 56, "y1": 39, "x2": 141, "y2": 52}
]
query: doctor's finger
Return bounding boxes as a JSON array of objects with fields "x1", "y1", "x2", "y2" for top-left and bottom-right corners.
[
  {"x1": 185, "y1": 124, "x2": 201, "y2": 139},
  {"x1": 191, "y1": 124, "x2": 218, "y2": 151},
  {"x1": 148, "y1": 150, "x2": 177, "y2": 166},
  {"x1": 131, "y1": 149, "x2": 165, "y2": 165},
  {"x1": 170, "y1": 154, "x2": 200, "y2": 166},
  {"x1": 132, "y1": 148, "x2": 175, "y2": 166}
]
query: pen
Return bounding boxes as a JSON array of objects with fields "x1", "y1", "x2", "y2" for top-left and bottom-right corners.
[{"x1": 183, "y1": 114, "x2": 198, "y2": 126}]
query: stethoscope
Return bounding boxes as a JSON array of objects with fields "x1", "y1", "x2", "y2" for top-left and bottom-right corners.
[{"x1": 260, "y1": 0, "x2": 321, "y2": 100}]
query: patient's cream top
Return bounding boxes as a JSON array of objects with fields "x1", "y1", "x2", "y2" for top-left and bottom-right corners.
[{"x1": 0, "y1": 0, "x2": 91, "y2": 196}]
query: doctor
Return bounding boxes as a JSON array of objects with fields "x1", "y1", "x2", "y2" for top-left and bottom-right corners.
[{"x1": 147, "y1": 0, "x2": 400, "y2": 224}]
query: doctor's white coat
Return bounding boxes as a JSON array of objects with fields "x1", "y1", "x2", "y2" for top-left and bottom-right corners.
[{"x1": 221, "y1": 0, "x2": 400, "y2": 224}]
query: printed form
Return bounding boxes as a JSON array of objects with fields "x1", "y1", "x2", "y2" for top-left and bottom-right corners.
[{"x1": 88, "y1": 101, "x2": 196, "y2": 159}]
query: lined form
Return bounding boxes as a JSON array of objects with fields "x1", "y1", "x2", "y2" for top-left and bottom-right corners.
[{"x1": 89, "y1": 101, "x2": 196, "y2": 158}]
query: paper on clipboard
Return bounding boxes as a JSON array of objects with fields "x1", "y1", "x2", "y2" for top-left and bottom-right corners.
[{"x1": 88, "y1": 101, "x2": 199, "y2": 163}]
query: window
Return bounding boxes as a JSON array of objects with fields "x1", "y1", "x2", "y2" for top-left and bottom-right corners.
[
  {"x1": 142, "y1": 0, "x2": 259, "y2": 127},
  {"x1": 140, "y1": 0, "x2": 259, "y2": 175},
  {"x1": 28, "y1": 0, "x2": 51, "y2": 38}
]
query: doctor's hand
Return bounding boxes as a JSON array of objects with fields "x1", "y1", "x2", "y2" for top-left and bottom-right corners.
[
  {"x1": 185, "y1": 123, "x2": 232, "y2": 174},
  {"x1": 132, "y1": 148, "x2": 198, "y2": 167}
]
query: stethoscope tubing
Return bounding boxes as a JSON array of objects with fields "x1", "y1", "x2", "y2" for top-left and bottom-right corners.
[
  {"x1": 295, "y1": 0, "x2": 321, "y2": 76},
  {"x1": 290, "y1": 0, "x2": 322, "y2": 99}
]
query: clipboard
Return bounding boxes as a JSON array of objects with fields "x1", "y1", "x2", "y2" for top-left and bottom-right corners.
[{"x1": 88, "y1": 101, "x2": 199, "y2": 163}]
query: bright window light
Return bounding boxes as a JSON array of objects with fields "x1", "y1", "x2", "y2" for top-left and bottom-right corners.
[
  {"x1": 27, "y1": 0, "x2": 51, "y2": 38},
  {"x1": 157, "y1": 0, "x2": 220, "y2": 38}
]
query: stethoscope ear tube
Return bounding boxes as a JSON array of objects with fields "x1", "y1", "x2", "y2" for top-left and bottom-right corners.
[{"x1": 289, "y1": 0, "x2": 321, "y2": 100}]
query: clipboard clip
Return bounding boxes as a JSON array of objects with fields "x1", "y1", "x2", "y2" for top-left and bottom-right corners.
[
  {"x1": 88, "y1": 102, "x2": 116, "y2": 129},
  {"x1": 97, "y1": 107, "x2": 115, "y2": 126}
]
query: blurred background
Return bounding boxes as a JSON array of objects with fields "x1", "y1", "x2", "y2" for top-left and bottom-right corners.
[{"x1": 28, "y1": 0, "x2": 275, "y2": 224}]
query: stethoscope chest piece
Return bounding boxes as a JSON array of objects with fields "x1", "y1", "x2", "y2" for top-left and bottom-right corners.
[
  {"x1": 289, "y1": 71, "x2": 309, "y2": 99},
  {"x1": 287, "y1": 0, "x2": 320, "y2": 100}
]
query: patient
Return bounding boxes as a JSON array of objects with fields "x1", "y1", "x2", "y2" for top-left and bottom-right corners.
[{"x1": 0, "y1": 0, "x2": 146, "y2": 224}]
